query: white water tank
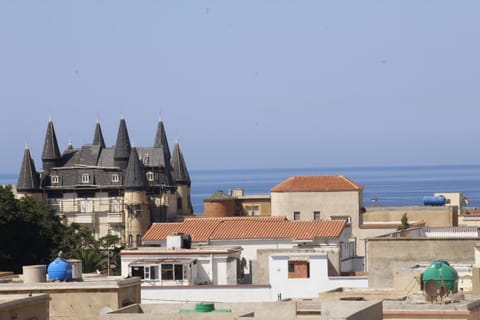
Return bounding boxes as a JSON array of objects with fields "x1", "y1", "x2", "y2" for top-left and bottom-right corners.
[
  {"x1": 68, "y1": 259, "x2": 83, "y2": 280},
  {"x1": 22, "y1": 265, "x2": 46, "y2": 283}
]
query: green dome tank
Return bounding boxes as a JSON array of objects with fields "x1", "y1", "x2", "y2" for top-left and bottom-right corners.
[{"x1": 422, "y1": 260, "x2": 458, "y2": 293}]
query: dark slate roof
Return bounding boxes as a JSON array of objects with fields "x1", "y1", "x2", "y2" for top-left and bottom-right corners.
[
  {"x1": 136, "y1": 148, "x2": 165, "y2": 168},
  {"x1": 41, "y1": 120, "x2": 61, "y2": 162},
  {"x1": 17, "y1": 146, "x2": 40, "y2": 192},
  {"x1": 97, "y1": 148, "x2": 116, "y2": 168},
  {"x1": 124, "y1": 148, "x2": 148, "y2": 191},
  {"x1": 154, "y1": 120, "x2": 171, "y2": 159},
  {"x1": 153, "y1": 120, "x2": 175, "y2": 185},
  {"x1": 63, "y1": 145, "x2": 102, "y2": 167},
  {"x1": 92, "y1": 121, "x2": 106, "y2": 148},
  {"x1": 171, "y1": 142, "x2": 191, "y2": 186},
  {"x1": 113, "y1": 118, "x2": 131, "y2": 165}
]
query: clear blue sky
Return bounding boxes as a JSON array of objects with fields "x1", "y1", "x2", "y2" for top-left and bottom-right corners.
[{"x1": 1, "y1": 1, "x2": 480, "y2": 174}]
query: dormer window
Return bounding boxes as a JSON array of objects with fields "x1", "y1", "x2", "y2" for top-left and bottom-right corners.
[
  {"x1": 143, "y1": 153, "x2": 149, "y2": 165},
  {"x1": 81, "y1": 174, "x2": 90, "y2": 184},
  {"x1": 112, "y1": 174, "x2": 119, "y2": 183},
  {"x1": 51, "y1": 175, "x2": 59, "y2": 184},
  {"x1": 146, "y1": 172, "x2": 154, "y2": 182}
]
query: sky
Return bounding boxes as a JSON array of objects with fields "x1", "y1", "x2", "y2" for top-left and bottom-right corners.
[{"x1": 1, "y1": 1, "x2": 480, "y2": 174}]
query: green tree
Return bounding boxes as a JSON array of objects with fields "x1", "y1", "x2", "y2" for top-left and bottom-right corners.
[
  {"x1": 59, "y1": 222, "x2": 98, "y2": 260},
  {"x1": 98, "y1": 234, "x2": 123, "y2": 275},
  {"x1": 0, "y1": 186, "x2": 65, "y2": 272},
  {"x1": 81, "y1": 249, "x2": 105, "y2": 273}
]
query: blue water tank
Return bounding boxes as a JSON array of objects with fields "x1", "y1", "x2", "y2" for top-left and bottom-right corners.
[
  {"x1": 423, "y1": 195, "x2": 446, "y2": 206},
  {"x1": 47, "y1": 258, "x2": 72, "y2": 281}
]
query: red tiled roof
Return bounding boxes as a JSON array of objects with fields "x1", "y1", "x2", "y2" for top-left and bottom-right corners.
[
  {"x1": 270, "y1": 176, "x2": 362, "y2": 192},
  {"x1": 143, "y1": 216, "x2": 346, "y2": 242}
]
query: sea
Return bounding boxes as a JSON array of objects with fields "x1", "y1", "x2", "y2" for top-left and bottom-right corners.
[{"x1": 3, "y1": 164, "x2": 480, "y2": 214}]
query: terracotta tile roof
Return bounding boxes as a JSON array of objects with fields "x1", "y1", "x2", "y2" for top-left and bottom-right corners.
[
  {"x1": 142, "y1": 216, "x2": 346, "y2": 242},
  {"x1": 270, "y1": 175, "x2": 363, "y2": 192}
]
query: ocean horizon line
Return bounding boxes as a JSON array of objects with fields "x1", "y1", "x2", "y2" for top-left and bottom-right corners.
[{"x1": 2, "y1": 162, "x2": 480, "y2": 178}]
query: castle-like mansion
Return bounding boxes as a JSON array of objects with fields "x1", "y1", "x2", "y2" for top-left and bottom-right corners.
[{"x1": 16, "y1": 116, "x2": 193, "y2": 247}]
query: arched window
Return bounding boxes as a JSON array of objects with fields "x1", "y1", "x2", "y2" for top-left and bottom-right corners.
[
  {"x1": 136, "y1": 234, "x2": 142, "y2": 247},
  {"x1": 128, "y1": 234, "x2": 133, "y2": 247},
  {"x1": 177, "y1": 197, "x2": 183, "y2": 210}
]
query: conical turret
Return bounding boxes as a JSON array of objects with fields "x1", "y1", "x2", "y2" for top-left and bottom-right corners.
[
  {"x1": 17, "y1": 145, "x2": 41, "y2": 194},
  {"x1": 171, "y1": 141, "x2": 193, "y2": 215},
  {"x1": 113, "y1": 116, "x2": 131, "y2": 169},
  {"x1": 41, "y1": 118, "x2": 61, "y2": 172},
  {"x1": 154, "y1": 118, "x2": 174, "y2": 185},
  {"x1": 171, "y1": 141, "x2": 191, "y2": 187},
  {"x1": 154, "y1": 118, "x2": 171, "y2": 159},
  {"x1": 124, "y1": 147, "x2": 148, "y2": 191},
  {"x1": 92, "y1": 120, "x2": 106, "y2": 148}
]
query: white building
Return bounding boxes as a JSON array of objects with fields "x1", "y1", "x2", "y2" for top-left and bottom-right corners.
[
  {"x1": 142, "y1": 216, "x2": 360, "y2": 281},
  {"x1": 120, "y1": 242, "x2": 241, "y2": 286}
]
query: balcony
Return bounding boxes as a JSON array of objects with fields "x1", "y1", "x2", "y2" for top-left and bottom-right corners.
[
  {"x1": 75, "y1": 213, "x2": 93, "y2": 224},
  {"x1": 108, "y1": 213, "x2": 123, "y2": 224}
]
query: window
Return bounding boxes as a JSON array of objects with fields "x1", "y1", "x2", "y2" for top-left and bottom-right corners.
[
  {"x1": 150, "y1": 265, "x2": 159, "y2": 279},
  {"x1": 81, "y1": 174, "x2": 90, "y2": 184},
  {"x1": 177, "y1": 197, "x2": 183, "y2": 210},
  {"x1": 293, "y1": 211, "x2": 301, "y2": 221},
  {"x1": 80, "y1": 200, "x2": 93, "y2": 213},
  {"x1": 128, "y1": 234, "x2": 133, "y2": 247},
  {"x1": 111, "y1": 199, "x2": 121, "y2": 212},
  {"x1": 128, "y1": 205, "x2": 141, "y2": 218},
  {"x1": 51, "y1": 175, "x2": 59, "y2": 184},
  {"x1": 111, "y1": 174, "x2": 119, "y2": 183},
  {"x1": 143, "y1": 153, "x2": 149, "y2": 165},
  {"x1": 162, "y1": 264, "x2": 174, "y2": 280},
  {"x1": 161, "y1": 264, "x2": 184, "y2": 281},
  {"x1": 131, "y1": 266, "x2": 144, "y2": 279},
  {"x1": 136, "y1": 234, "x2": 142, "y2": 247},
  {"x1": 331, "y1": 215, "x2": 352, "y2": 224},
  {"x1": 288, "y1": 260, "x2": 310, "y2": 279},
  {"x1": 288, "y1": 262, "x2": 295, "y2": 273},
  {"x1": 175, "y1": 264, "x2": 183, "y2": 280},
  {"x1": 314, "y1": 211, "x2": 321, "y2": 221},
  {"x1": 146, "y1": 172, "x2": 154, "y2": 181},
  {"x1": 245, "y1": 205, "x2": 260, "y2": 216}
]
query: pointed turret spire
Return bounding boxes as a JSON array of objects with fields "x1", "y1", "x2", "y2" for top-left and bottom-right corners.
[
  {"x1": 154, "y1": 117, "x2": 171, "y2": 160},
  {"x1": 41, "y1": 118, "x2": 61, "y2": 172},
  {"x1": 124, "y1": 147, "x2": 148, "y2": 191},
  {"x1": 92, "y1": 119, "x2": 106, "y2": 148},
  {"x1": 154, "y1": 118, "x2": 175, "y2": 185},
  {"x1": 114, "y1": 117, "x2": 131, "y2": 169},
  {"x1": 17, "y1": 145, "x2": 41, "y2": 192},
  {"x1": 171, "y1": 141, "x2": 191, "y2": 187}
]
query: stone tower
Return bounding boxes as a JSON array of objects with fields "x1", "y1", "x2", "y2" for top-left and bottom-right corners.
[{"x1": 124, "y1": 147, "x2": 150, "y2": 247}]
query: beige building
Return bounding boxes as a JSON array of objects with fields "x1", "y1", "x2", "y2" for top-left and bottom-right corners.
[
  {"x1": 102, "y1": 299, "x2": 383, "y2": 320},
  {"x1": 0, "y1": 294, "x2": 49, "y2": 320},
  {"x1": 0, "y1": 274, "x2": 141, "y2": 320},
  {"x1": 366, "y1": 226, "x2": 479, "y2": 289},
  {"x1": 270, "y1": 175, "x2": 363, "y2": 224}
]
